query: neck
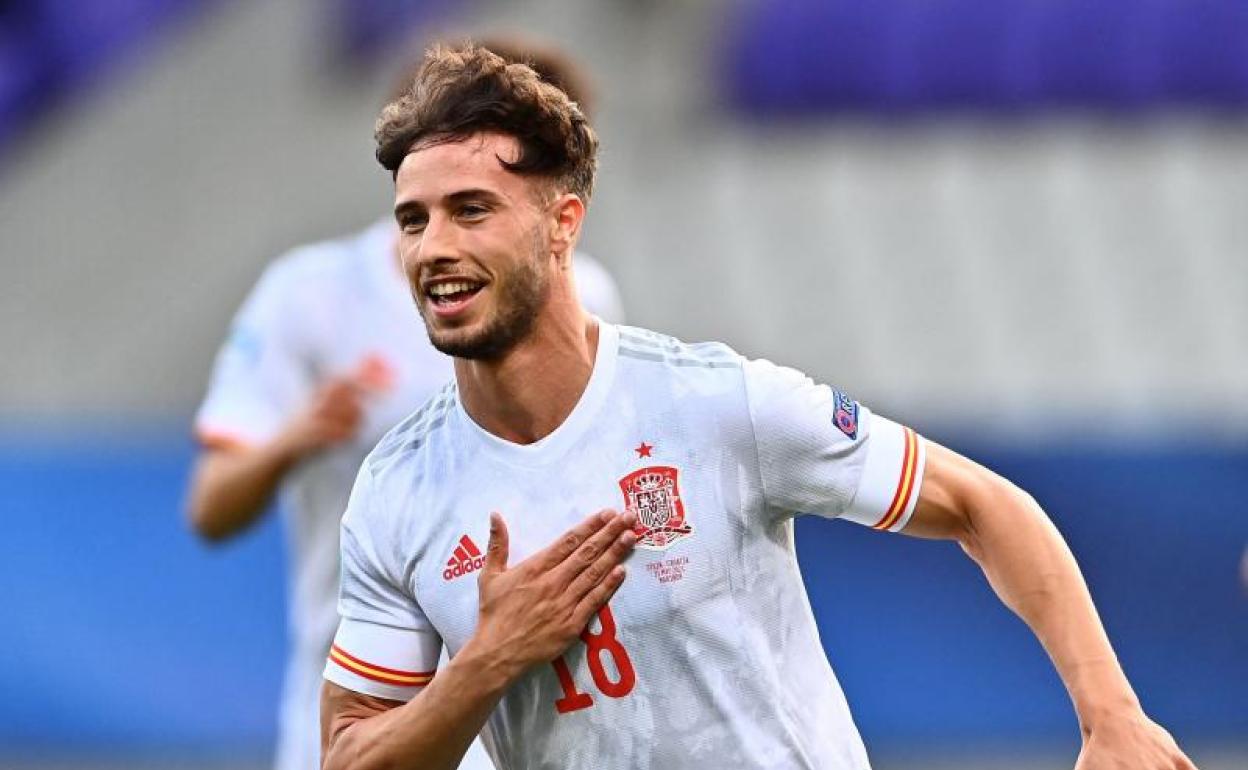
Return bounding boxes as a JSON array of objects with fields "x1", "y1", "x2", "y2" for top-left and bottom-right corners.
[{"x1": 455, "y1": 296, "x2": 599, "y2": 445}]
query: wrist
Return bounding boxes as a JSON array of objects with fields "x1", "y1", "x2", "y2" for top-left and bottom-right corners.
[
  {"x1": 1078, "y1": 695, "x2": 1144, "y2": 731},
  {"x1": 269, "y1": 425, "x2": 317, "y2": 466},
  {"x1": 453, "y1": 634, "x2": 528, "y2": 698},
  {"x1": 1069, "y1": 668, "x2": 1141, "y2": 735}
]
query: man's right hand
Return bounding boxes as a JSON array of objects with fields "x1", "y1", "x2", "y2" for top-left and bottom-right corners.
[
  {"x1": 467, "y1": 509, "x2": 637, "y2": 681},
  {"x1": 321, "y1": 511, "x2": 637, "y2": 770}
]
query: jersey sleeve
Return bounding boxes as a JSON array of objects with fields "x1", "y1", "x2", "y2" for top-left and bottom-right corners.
[
  {"x1": 323, "y1": 465, "x2": 443, "y2": 701},
  {"x1": 193, "y1": 261, "x2": 313, "y2": 448},
  {"x1": 744, "y1": 358, "x2": 926, "y2": 532}
]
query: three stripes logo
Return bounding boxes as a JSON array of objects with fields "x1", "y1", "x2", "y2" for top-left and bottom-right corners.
[{"x1": 443, "y1": 534, "x2": 485, "y2": 581}]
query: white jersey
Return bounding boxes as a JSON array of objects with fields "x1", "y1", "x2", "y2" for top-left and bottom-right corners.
[
  {"x1": 324, "y1": 322, "x2": 926, "y2": 770},
  {"x1": 195, "y1": 219, "x2": 625, "y2": 770}
]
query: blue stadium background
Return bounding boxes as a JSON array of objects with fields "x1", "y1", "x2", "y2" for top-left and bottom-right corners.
[{"x1": 4, "y1": 432, "x2": 1244, "y2": 760}]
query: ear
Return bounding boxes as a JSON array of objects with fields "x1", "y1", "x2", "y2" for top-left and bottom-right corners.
[{"x1": 548, "y1": 193, "x2": 585, "y2": 266}]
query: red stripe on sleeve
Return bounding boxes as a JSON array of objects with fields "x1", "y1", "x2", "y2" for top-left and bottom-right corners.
[
  {"x1": 873, "y1": 428, "x2": 917, "y2": 531},
  {"x1": 330, "y1": 645, "x2": 434, "y2": 679}
]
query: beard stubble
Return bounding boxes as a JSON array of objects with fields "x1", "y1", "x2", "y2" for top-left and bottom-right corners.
[{"x1": 420, "y1": 231, "x2": 552, "y2": 361}]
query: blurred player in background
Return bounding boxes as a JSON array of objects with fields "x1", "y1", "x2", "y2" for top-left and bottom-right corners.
[
  {"x1": 319, "y1": 43, "x2": 1197, "y2": 770},
  {"x1": 185, "y1": 38, "x2": 623, "y2": 770}
]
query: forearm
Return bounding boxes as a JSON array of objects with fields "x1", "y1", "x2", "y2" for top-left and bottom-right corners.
[
  {"x1": 186, "y1": 439, "x2": 301, "y2": 541},
  {"x1": 322, "y1": 640, "x2": 515, "y2": 770},
  {"x1": 960, "y1": 482, "x2": 1139, "y2": 730}
]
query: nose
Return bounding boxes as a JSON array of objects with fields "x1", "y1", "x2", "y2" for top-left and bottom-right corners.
[{"x1": 416, "y1": 211, "x2": 458, "y2": 266}]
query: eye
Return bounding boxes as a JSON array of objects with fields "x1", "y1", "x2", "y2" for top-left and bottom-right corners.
[
  {"x1": 458, "y1": 203, "x2": 490, "y2": 220},
  {"x1": 398, "y1": 213, "x2": 427, "y2": 234}
]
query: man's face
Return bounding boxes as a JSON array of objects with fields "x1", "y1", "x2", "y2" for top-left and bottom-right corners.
[{"x1": 394, "y1": 132, "x2": 553, "y2": 360}]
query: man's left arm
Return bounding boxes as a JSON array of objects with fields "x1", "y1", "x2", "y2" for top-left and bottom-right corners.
[{"x1": 904, "y1": 439, "x2": 1196, "y2": 770}]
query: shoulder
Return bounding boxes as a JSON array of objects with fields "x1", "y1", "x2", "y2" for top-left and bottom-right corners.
[
  {"x1": 364, "y1": 381, "x2": 459, "y2": 481},
  {"x1": 340, "y1": 385, "x2": 456, "y2": 572},
  {"x1": 614, "y1": 325, "x2": 742, "y2": 371},
  {"x1": 613, "y1": 326, "x2": 827, "y2": 419},
  {"x1": 259, "y1": 224, "x2": 384, "y2": 303},
  {"x1": 613, "y1": 325, "x2": 749, "y2": 412}
]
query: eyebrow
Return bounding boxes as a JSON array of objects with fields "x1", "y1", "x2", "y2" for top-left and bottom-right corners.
[
  {"x1": 393, "y1": 200, "x2": 425, "y2": 221},
  {"x1": 393, "y1": 188, "x2": 505, "y2": 221},
  {"x1": 446, "y1": 188, "x2": 505, "y2": 206}
]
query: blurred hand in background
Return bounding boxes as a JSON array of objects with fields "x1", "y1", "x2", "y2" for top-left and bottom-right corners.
[{"x1": 187, "y1": 366, "x2": 381, "y2": 542}]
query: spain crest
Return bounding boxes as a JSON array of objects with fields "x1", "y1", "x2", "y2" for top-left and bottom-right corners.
[{"x1": 619, "y1": 465, "x2": 693, "y2": 550}]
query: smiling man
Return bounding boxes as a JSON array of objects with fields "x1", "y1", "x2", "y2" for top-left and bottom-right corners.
[
  {"x1": 319, "y1": 43, "x2": 1197, "y2": 770},
  {"x1": 188, "y1": 39, "x2": 620, "y2": 770}
]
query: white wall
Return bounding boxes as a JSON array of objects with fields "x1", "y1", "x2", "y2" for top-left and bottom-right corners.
[{"x1": 1, "y1": 0, "x2": 1244, "y2": 438}]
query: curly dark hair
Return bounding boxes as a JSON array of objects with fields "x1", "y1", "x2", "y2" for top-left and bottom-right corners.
[
  {"x1": 386, "y1": 35, "x2": 597, "y2": 117},
  {"x1": 375, "y1": 42, "x2": 599, "y2": 204}
]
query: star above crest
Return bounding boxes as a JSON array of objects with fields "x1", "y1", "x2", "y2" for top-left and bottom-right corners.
[{"x1": 634, "y1": 441, "x2": 653, "y2": 459}]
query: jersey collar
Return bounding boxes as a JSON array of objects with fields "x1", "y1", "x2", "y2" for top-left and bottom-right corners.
[{"x1": 453, "y1": 320, "x2": 619, "y2": 466}]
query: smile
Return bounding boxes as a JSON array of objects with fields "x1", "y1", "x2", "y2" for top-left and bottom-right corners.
[{"x1": 425, "y1": 279, "x2": 485, "y2": 318}]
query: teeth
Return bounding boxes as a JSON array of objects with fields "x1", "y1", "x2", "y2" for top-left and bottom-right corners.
[{"x1": 429, "y1": 281, "x2": 479, "y2": 297}]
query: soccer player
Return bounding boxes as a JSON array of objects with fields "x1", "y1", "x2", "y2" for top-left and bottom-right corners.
[
  {"x1": 186, "y1": 42, "x2": 624, "y2": 770},
  {"x1": 319, "y1": 43, "x2": 1198, "y2": 770}
]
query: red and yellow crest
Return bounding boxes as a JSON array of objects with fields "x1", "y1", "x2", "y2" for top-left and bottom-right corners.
[{"x1": 619, "y1": 465, "x2": 693, "y2": 550}]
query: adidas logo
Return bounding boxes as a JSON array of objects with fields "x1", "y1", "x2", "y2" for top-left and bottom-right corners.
[{"x1": 442, "y1": 534, "x2": 485, "y2": 581}]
